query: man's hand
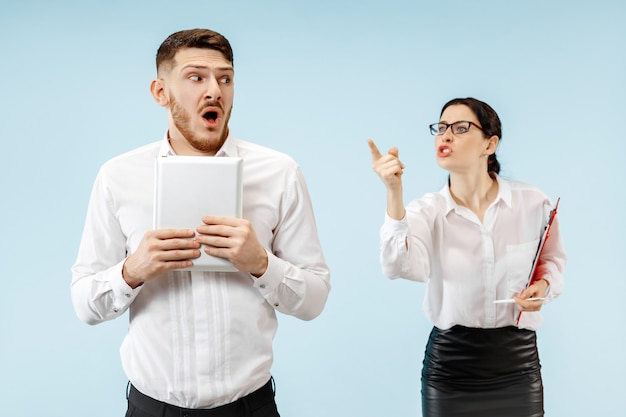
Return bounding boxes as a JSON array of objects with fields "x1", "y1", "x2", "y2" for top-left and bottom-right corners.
[
  {"x1": 195, "y1": 216, "x2": 268, "y2": 277},
  {"x1": 122, "y1": 229, "x2": 201, "y2": 288}
]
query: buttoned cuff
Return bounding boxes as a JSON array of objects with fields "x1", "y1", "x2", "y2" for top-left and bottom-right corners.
[
  {"x1": 253, "y1": 251, "x2": 284, "y2": 310},
  {"x1": 109, "y1": 260, "x2": 142, "y2": 313}
]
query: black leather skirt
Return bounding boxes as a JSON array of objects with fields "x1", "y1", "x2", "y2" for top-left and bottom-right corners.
[{"x1": 421, "y1": 325, "x2": 544, "y2": 417}]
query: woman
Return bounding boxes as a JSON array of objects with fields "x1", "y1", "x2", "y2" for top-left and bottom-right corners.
[{"x1": 368, "y1": 97, "x2": 566, "y2": 417}]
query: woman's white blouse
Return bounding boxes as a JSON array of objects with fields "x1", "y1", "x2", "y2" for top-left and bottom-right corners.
[{"x1": 378, "y1": 175, "x2": 566, "y2": 330}]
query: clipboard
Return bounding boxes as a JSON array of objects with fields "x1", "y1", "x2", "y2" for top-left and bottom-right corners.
[
  {"x1": 516, "y1": 197, "x2": 560, "y2": 325},
  {"x1": 154, "y1": 155, "x2": 243, "y2": 272}
]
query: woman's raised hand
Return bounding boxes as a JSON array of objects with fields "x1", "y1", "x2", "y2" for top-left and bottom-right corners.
[
  {"x1": 368, "y1": 138, "x2": 405, "y2": 190},
  {"x1": 368, "y1": 139, "x2": 406, "y2": 220}
]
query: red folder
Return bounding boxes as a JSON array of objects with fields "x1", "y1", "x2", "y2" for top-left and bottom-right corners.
[{"x1": 516, "y1": 198, "x2": 560, "y2": 325}]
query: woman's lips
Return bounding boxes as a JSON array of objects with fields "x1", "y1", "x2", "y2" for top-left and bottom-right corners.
[{"x1": 438, "y1": 146, "x2": 451, "y2": 158}]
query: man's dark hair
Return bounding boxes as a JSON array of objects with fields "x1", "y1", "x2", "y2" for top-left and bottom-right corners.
[{"x1": 156, "y1": 28, "x2": 234, "y2": 74}]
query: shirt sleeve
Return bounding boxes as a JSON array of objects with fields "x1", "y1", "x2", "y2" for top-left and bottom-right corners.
[
  {"x1": 252, "y1": 167, "x2": 330, "y2": 321},
  {"x1": 70, "y1": 171, "x2": 141, "y2": 325},
  {"x1": 379, "y1": 204, "x2": 432, "y2": 282}
]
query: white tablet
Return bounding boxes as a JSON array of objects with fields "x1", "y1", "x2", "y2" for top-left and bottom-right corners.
[{"x1": 154, "y1": 155, "x2": 243, "y2": 272}]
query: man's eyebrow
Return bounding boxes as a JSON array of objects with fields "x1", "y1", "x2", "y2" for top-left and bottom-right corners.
[{"x1": 181, "y1": 64, "x2": 234, "y2": 72}]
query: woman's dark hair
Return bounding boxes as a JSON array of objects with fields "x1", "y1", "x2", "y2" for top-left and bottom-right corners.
[
  {"x1": 156, "y1": 28, "x2": 234, "y2": 74},
  {"x1": 441, "y1": 97, "x2": 502, "y2": 175}
]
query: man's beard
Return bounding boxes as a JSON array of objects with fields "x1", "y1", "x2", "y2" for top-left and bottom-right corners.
[{"x1": 169, "y1": 94, "x2": 231, "y2": 154}]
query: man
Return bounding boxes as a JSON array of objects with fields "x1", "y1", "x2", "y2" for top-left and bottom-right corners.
[{"x1": 71, "y1": 29, "x2": 330, "y2": 417}]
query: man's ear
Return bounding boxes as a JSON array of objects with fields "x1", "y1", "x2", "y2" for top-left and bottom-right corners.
[{"x1": 150, "y1": 78, "x2": 168, "y2": 107}]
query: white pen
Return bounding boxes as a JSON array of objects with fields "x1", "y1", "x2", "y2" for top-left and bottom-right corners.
[{"x1": 493, "y1": 297, "x2": 545, "y2": 304}]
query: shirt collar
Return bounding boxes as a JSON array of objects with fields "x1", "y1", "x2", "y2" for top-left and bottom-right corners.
[
  {"x1": 439, "y1": 173, "x2": 512, "y2": 215},
  {"x1": 158, "y1": 131, "x2": 238, "y2": 157},
  {"x1": 494, "y1": 174, "x2": 513, "y2": 208}
]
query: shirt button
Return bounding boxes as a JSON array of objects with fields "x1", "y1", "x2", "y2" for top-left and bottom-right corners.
[
  {"x1": 274, "y1": 303, "x2": 279, "y2": 307},
  {"x1": 113, "y1": 307, "x2": 120, "y2": 313},
  {"x1": 124, "y1": 293, "x2": 132, "y2": 298},
  {"x1": 260, "y1": 284, "x2": 266, "y2": 289}
]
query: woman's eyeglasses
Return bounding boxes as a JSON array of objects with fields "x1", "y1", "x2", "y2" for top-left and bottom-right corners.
[{"x1": 429, "y1": 121, "x2": 483, "y2": 136}]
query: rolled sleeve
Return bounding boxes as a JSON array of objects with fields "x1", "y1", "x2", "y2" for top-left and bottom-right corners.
[{"x1": 379, "y1": 214, "x2": 410, "y2": 278}]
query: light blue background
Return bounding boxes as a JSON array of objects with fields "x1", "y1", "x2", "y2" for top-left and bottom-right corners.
[{"x1": 1, "y1": 1, "x2": 624, "y2": 416}]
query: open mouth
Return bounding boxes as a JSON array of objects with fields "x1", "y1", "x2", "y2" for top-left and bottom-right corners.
[
  {"x1": 438, "y1": 146, "x2": 451, "y2": 157},
  {"x1": 202, "y1": 111, "x2": 219, "y2": 122}
]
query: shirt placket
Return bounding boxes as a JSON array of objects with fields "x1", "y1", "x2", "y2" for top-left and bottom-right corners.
[
  {"x1": 482, "y1": 204, "x2": 498, "y2": 327},
  {"x1": 481, "y1": 225, "x2": 496, "y2": 327}
]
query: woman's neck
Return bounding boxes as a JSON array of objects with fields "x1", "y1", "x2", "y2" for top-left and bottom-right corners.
[{"x1": 449, "y1": 172, "x2": 498, "y2": 222}]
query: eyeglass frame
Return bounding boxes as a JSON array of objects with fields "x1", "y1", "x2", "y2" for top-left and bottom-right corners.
[{"x1": 429, "y1": 121, "x2": 483, "y2": 136}]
